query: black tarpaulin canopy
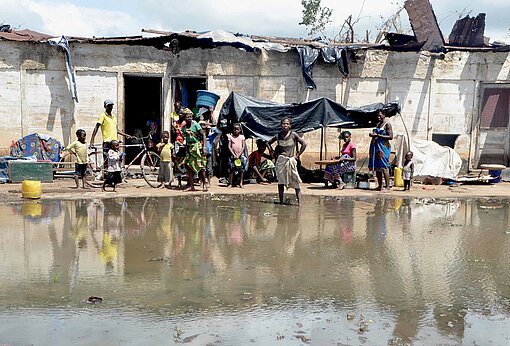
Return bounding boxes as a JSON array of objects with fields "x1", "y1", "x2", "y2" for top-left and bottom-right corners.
[{"x1": 218, "y1": 92, "x2": 401, "y2": 140}]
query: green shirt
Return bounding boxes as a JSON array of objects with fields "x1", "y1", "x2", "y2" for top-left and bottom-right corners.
[{"x1": 184, "y1": 121, "x2": 203, "y2": 145}]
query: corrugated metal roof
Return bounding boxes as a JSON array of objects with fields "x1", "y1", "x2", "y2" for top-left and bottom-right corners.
[
  {"x1": 0, "y1": 27, "x2": 508, "y2": 52},
  {"x1": 0, "y1": 29, "x2": 53, "y2": 42}
]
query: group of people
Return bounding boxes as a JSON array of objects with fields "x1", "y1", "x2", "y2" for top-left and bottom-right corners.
[
  {"x1": 62, "y1": 100, "x2": 414, "y2": 202},
  {"x1": 323, "y1": 109, "x2": 414, "y2": 192}
]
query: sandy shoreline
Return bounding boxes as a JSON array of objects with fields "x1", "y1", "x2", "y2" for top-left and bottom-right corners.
[{"x1": 1, "y1": 177, "x2": 509, "y2": 202}]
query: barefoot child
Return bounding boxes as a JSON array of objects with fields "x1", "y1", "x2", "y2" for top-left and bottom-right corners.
[
  {"x1": 202, "y1": 121, "x2": 221, "y2": 188},
  {"x1": 157, "y1": 131, "x2": 174, "y2": 188},
  {"x1": 248, "y1": 139, "x2": 274, "y2": 184},
  {"x1": 227, "y1": 123, "x2": 246, "y2": 188},
  {"x1": 63, "y1": 129, "x2": 89, "y2": 189},
  {"x1": 403, "y1": 151, "x2": 414, "y2": 191},
  {"x1": 102, "y1": 140, "x2": 122, "y2": 192}
]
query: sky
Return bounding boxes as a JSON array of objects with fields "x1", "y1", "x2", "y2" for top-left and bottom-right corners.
[{"x1": 1, "y1": 0, "x2": 508, "y2": 43}]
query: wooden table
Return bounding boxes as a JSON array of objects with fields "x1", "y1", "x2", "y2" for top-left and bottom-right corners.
[{"x1": 315, "y1": 160, "x2": 341, "y2": 165}]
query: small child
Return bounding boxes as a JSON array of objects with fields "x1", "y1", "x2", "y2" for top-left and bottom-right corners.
[
  {"x1": 227, "y1": 123, "x2": 246, "y2": 189},
  {"x1": 403, "y1": 151, "x2": 414, "y2": 191},
  {"x1": 64, "y1": 129, "x2": 89, "y2": 189},
  {"x1": 248, "y1": 138, "x2": 274, "y2": 184},
  {"x1": 156, "y1": 130, "x2": 174, "y2": 188},
  {"x1": 102, "y1": 140, "x2": 122, "y2": 192},
  {"x1": 202, "y1": 121, "x2": 221, "y2": 188}
]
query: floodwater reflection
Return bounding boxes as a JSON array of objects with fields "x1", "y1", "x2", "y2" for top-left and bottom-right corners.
[{"x1": 0, "y1": 196, "x2": 509, "y2": 345}]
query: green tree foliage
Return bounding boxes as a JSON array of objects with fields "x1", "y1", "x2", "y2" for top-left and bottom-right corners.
[{"x1": 299, "y1": 0, "x2": 333, "y2": 37}]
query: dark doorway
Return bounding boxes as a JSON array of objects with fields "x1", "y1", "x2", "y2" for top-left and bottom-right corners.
[
  {"x1": 172, "y1": 77, "x2": 207, "y2": 111},
  {"x1": 124, "y1": 75, "x2": 162, "y2": 164},
  {"x1": 432, "y1": 133, "x2": 459, "y2": 149}
]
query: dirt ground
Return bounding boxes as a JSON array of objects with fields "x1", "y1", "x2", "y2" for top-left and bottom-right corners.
[{"x1": 1, "y1": 176, "x2": 509, "y2": 202}]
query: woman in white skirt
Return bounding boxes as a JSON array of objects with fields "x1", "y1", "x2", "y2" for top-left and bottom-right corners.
[{"x1": 268, "y1": 117, "x2": 307, "y2": 205}]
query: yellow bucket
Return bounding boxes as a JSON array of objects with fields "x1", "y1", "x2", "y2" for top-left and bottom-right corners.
[
  {"x1": 21, "y1": 201, "x2": 42, "y2": 217},
  {"x1": 22, "y1": 180, "x2": 42, "y2": 199},
  {"x1": 393, "y1": 167, "x2": 404, "y2": 187}
]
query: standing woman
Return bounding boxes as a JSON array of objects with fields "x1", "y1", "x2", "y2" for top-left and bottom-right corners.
[
  {"x1": 323, "y1": 130, "x2": 357, "y2": 189},
  {"x1": 181, "y1": 108, "x2": 207, "y2": 191},
  {"x1": 268, "y1": 117, "x2": 307, "y2": 205},
  {"x1": 369, "y1": 109, "x2": 393, "y2": 191}
]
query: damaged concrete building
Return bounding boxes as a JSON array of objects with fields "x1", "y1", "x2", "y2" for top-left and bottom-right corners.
[{"x1": 0, "y1": 0, "x2": 509, "y2": 170}]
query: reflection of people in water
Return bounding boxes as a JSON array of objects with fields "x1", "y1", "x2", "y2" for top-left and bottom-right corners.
[
  {"x1": 73, "y1": 200, "x2": 89, "y2": 248},
  {"x1": 392, "y1": 308, "x2": 423, "y2": 342},
  {"x1": 227, "y1": 209, "x2": 245, "y2": 246},
  {"x1": 274, "y1": 205, "x2": 301, "y2": 256},
  {"x1": 366, "y1": 199, "x2": 389, "y2": 241},
  {"x1": 338, "y1": 200, "x2": 354, "y2": 244},
  {"x1": 99, "y1": 232, "x2": 118, "y2": 269},
  {"x1": 87, "y1": 199, "x2": 121, "y2": 273},
  {"x1": 48, "y1": 206, "x2": 76, "y2": 285}
]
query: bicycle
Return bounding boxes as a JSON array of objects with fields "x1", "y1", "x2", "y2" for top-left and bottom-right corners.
[{"x1": 88, "y1": 135, "x2": 163, "y2": 188}]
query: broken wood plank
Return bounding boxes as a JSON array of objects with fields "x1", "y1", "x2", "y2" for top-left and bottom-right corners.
[{"x1": 404, "y1": 0, "x2": 445, "y2": 52}]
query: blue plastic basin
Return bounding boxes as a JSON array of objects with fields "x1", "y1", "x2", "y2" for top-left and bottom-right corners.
[{"x1": 196, "y1": 90, "x2": 220, "y2": 108}]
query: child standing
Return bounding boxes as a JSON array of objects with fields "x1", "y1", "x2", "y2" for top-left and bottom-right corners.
[
  {"x1": 64, "y1": 129, "x2": 89, "y2": 189},
  {"x1": 227, "y1": 123, "x2": 246, "y2": 188},
  {"x1": 202, "y1": 121, "x2": 221, "y2": 188},
  {"x1": 102, "y1": 140, "x2": 122, "y2": 192},
  {"x1": 157, "y1": 130, "x2": 174, "y2": 188},
  {"x1": 403, "y1": 151, "x2": 414, "y2": 191}
]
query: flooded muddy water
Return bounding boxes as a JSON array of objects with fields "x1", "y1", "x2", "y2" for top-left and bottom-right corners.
[{"x1": 0, "y1": 195, "x2": 509, "y2": 345}]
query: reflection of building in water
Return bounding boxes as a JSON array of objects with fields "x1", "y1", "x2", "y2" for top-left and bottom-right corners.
[
  {"x1": 0, "y1": 200, "x2": 124, "y2": 302},
  {"x1": 1, "y1": 195, "x2": 510, "y2": 343}
]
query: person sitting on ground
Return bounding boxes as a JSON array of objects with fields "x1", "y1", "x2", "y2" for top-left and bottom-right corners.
[
  {"x1": 323, "y1": 130, "x2": 357, "y2": 189},
  {"x1": 227, "y1": 123, "x2": 247, "y2": 189},
  {"x1": 63, "y1": 129, "x2": 89, "y2": 189},
  {"x1": 181, "y1": 108, "x2": 207, "y2": 192},
  {"x1": 402, "y1": 151, "x2": 414, "y2": 191},
  {"x1": 248, "y1": 138, "x2": 275, "y2": 184},
  {"x1": 102, "y1": 140, "x2": 123, "y2": 192},
  {"x1": 202, "y1": 121, "x2": 221, "y2": 188},
  {"x1": 156, "y1": 130, "x2": 174, "y2": 189}
]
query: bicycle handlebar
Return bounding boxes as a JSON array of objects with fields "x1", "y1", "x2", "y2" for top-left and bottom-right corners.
[{"x1": 88, "y1": 134, "x2": 156, "y2": 150}]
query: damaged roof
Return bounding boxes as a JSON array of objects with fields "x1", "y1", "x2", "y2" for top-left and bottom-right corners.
[
  {"x1": 1, "y1": 0, "x2": 509, "y2": 54},
  {"x1": 0, "y1": 28, "x2": 54, "y2": 42},
  {"x1": 1, "y1": 26, "x2": 508, "y2": 52}
]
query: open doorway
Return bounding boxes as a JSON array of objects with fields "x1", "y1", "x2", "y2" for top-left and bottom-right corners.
[
  {"x1": 172, "y1": 77, "x2": 207, "y2": 112},
  {"x1": 124, "y1": 75, "x2": 162, "y2": 163}
]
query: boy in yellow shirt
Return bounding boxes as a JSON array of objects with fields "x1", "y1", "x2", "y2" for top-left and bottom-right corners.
[
  {"x1": 63, "y1": 129, "x2": 89, "y2": 189},
  {"x1": 156, "y1": 130, "x2": 174, "y2": 188}
]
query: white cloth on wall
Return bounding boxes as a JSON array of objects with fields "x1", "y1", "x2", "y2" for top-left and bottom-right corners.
[{"x1": 394, "y1": 134, "x2": 462, "y2": 179}]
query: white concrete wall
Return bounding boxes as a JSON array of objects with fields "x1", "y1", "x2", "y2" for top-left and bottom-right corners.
[{"x1": 0, "y1": 40, "x2": 509, "y2": 168}]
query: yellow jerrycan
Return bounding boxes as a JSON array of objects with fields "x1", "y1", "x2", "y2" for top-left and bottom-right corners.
[
  {"x1": 393, "y1": 167, "x2": 404, "y2": 187},
  {"x1": 22, "y1": 180, "x2": 42, "y2": 199}
]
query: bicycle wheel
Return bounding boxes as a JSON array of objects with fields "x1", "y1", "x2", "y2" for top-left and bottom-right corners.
[
  {"x1": 87, "y1": 150, "x2": 103, "y2": 182},
  {"x1": 141, "y1": 151, "x2": 162, "y2": 188}
]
